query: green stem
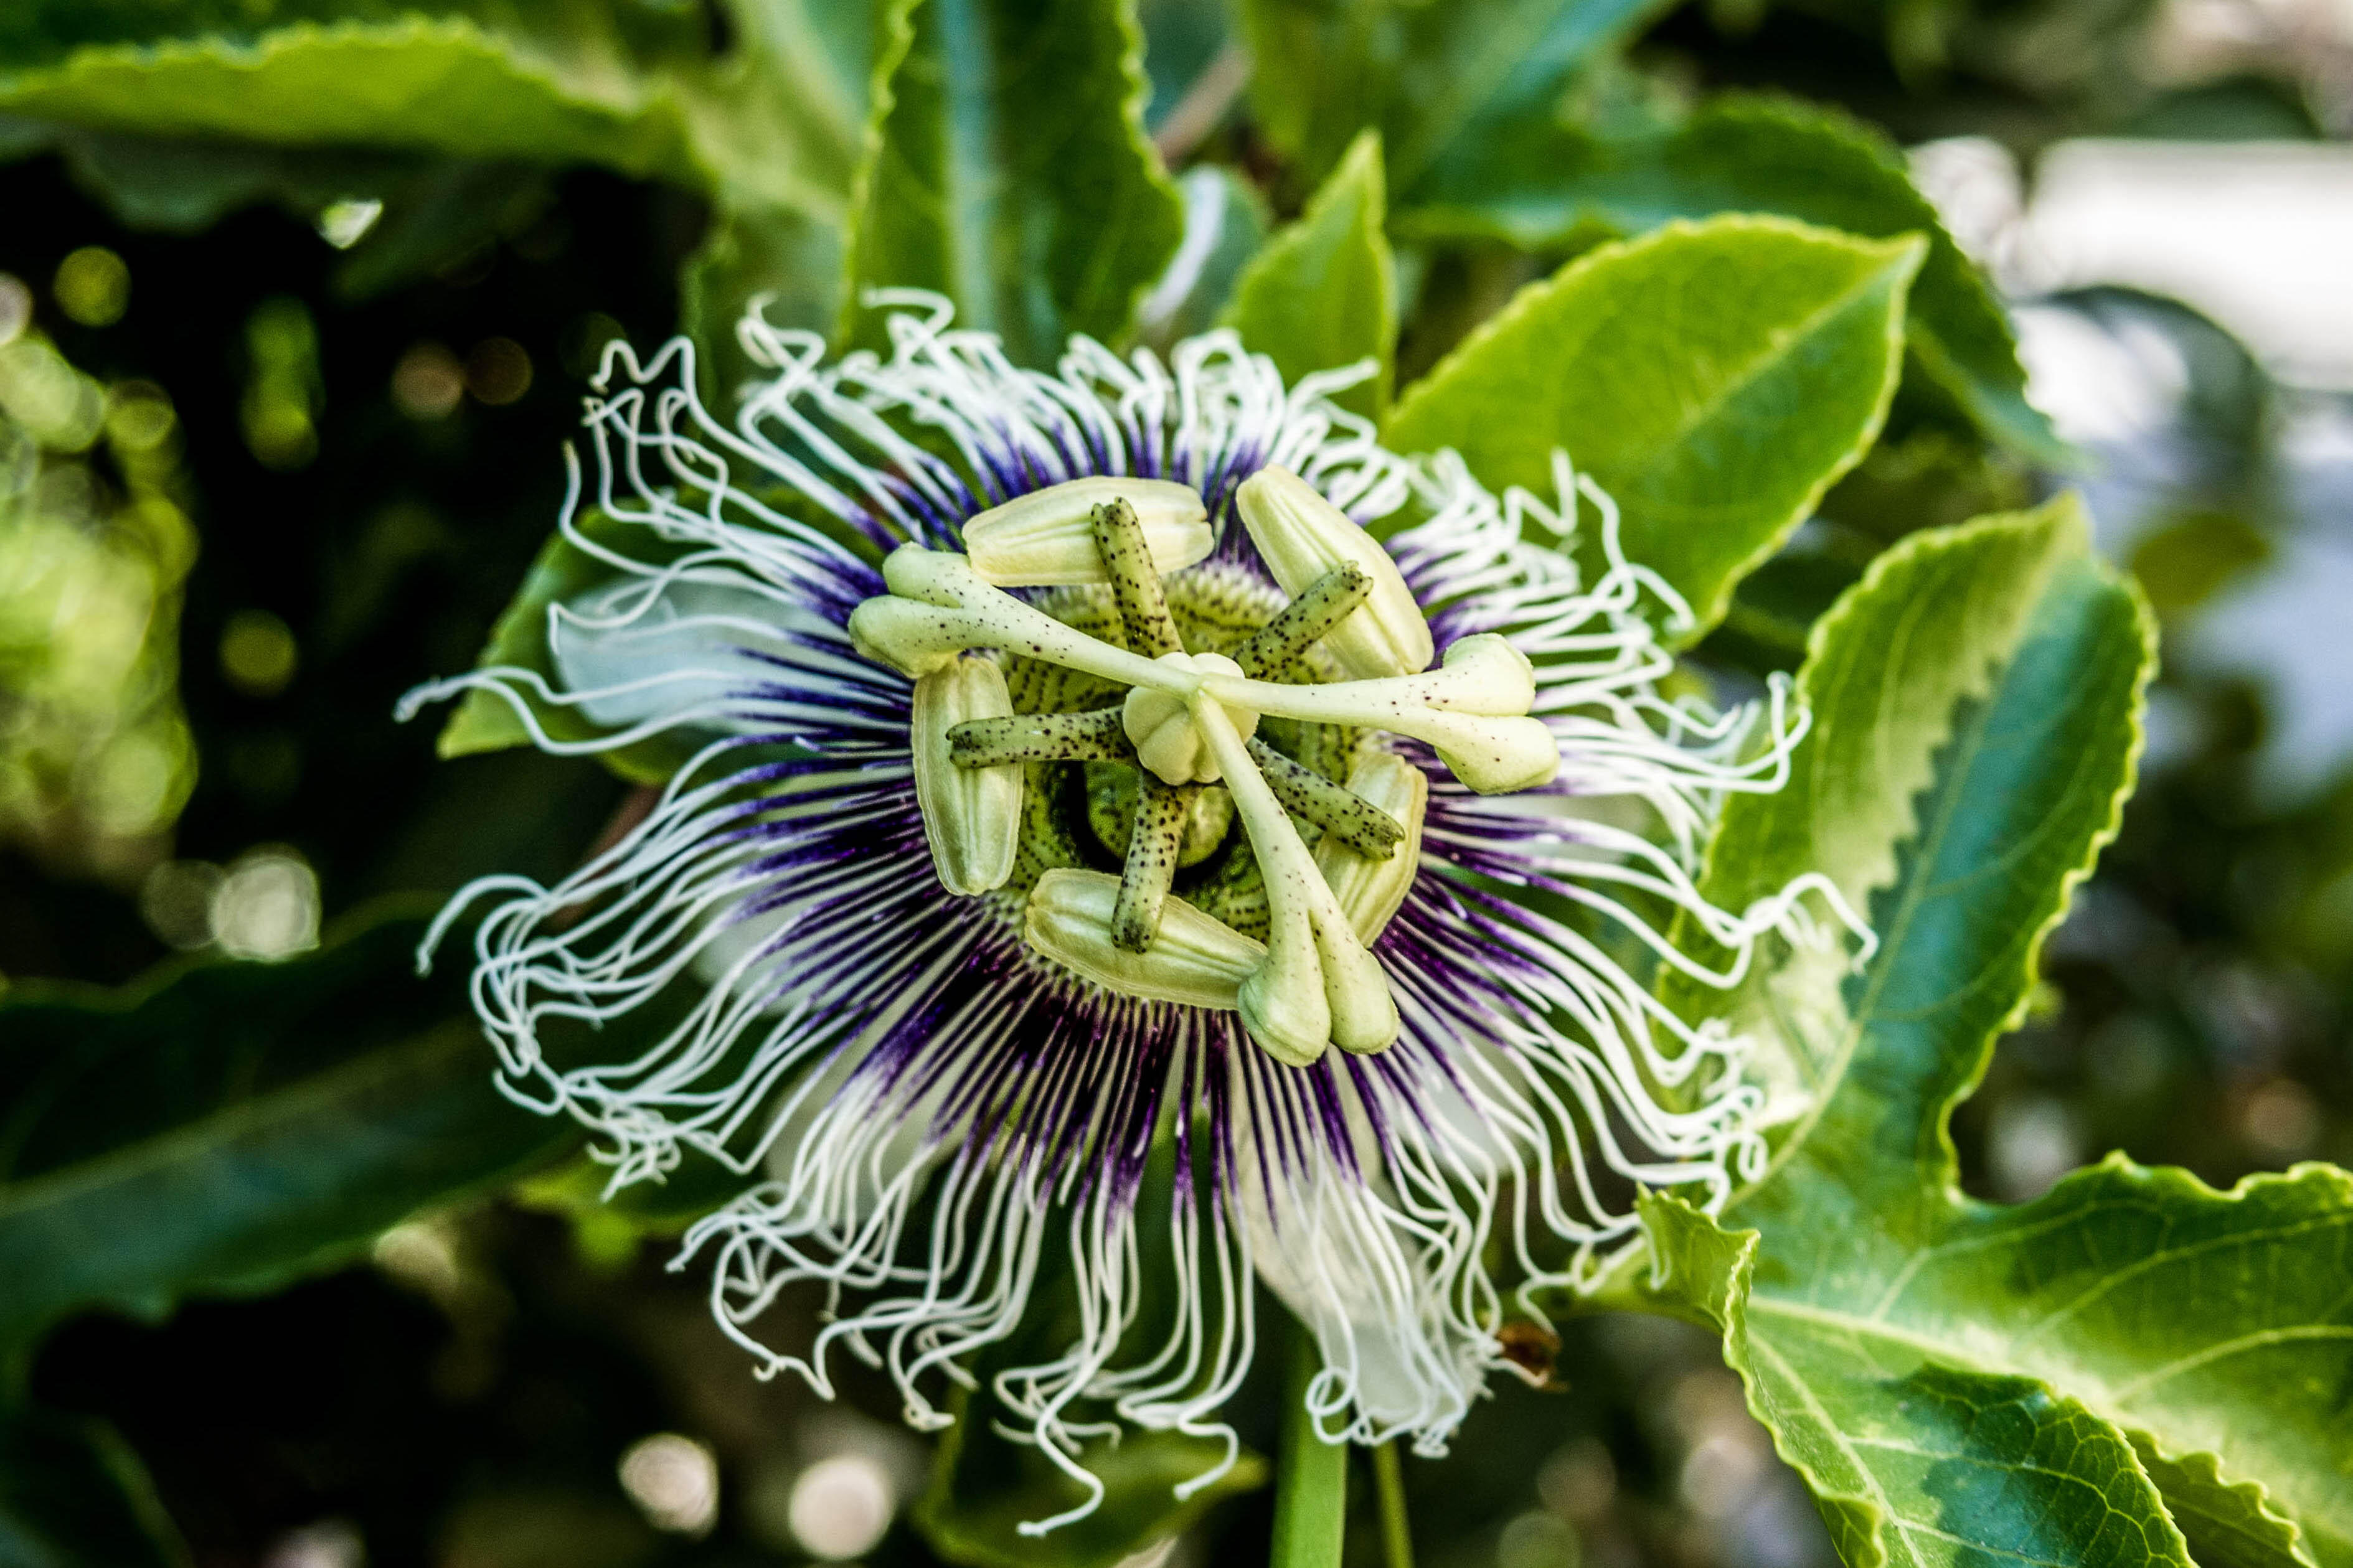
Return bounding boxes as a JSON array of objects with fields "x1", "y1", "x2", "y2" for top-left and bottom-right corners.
[
  {"x1": 1372, "y1": 1441, "x2": 1414, "y2": 1568},
  {"x1": 1271, "y1": 1316, "x2": 1347, "y2": 1568}
]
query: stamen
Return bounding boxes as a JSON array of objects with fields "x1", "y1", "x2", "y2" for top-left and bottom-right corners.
[
  {"x1": 1245, "y1": 738, "x2": 1403, "y2": 859},
  {"x1": 1113, "y1": 776, "x2": 1192, "y2": 951},
  {"x1": 1024, "y1": 868, "x2": 1263, "y2": 1008},
  {"x1": 1313, "y1": 753, "x2": 1428, "y2": 943},
  {"x1": 1092, "y1": 499, "x2": 1185, "y2": 658},
  {"x1": 948, "y1": 707, "x2": 1129, "y2": 766},
  {"x1": 1236, "y1": 465, "x2": 1433, "y2": 679},
  {"x1": 962, "y1": 476, "x2": 1212, "y2": 586},
  {"x1": 1232, "y1": 563, "x2": 1372, "y2": 677},
  {"x1": 1189, "y1": 696, "x2": 1398, "y2": 1064},
  {"x1": 912, "y1": 655, "x2": 1023, "y2": 895}
]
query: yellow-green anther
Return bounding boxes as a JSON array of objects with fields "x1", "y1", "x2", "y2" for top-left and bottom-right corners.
[
  {"x1": 949, "y1": 706, "x2": 1129, "y2": 767},
  {"x1": 1024, "y1": 868, "x2": 1263, "y2": 1009},
  {"x1": 1235, "y1": 465, "x2": 1433, "y2": 679},
  {"x1": 1245, "y1": 738, "x2": 1404, "y2": 859},
  {"x1": 1092, "y1": 499, "x2": 1184, "y2": 657},
  {"x1": 911, "y1": 655, "x2": 1022, "y2": 895},
  {"x1": 852, "y1": 547, "x2": 1182, "y2": 689},
  {"x1": 1233, "y1": 563, "x2": 1373, "y2": 678},
  {"x1": 1190, "y1": 695, "x2": 1398, "y2": 1064},
  {"x1": 1314, "y1": 753, "x2": 1428, "y2": 944},
  {"x1": 1113, "y1": 777, "x2": 1192, "y2": 952},
  {"x1": 1123, "y1": 651, "x2": 1258, "y2": 785},
  {"x1": 1200, "y1": 633, "x2": 1558, "y2": 794},
  {"x1": 961, "y1": 476, "x2": 1212, "y2": 586}
]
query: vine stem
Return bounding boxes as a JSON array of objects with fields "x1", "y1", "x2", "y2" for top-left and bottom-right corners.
[
  {"x1": 1270, "y1": 1316, "x2": 1346, "y2": 1568},
  {"x1": 1372, "y1": 1440, "x2": 1414, "y2": 1568}
]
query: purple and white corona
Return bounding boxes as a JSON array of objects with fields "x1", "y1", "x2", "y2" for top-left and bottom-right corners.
[{"x1": 403, "y1": 294, "x2": 1866, "y2": 1532}]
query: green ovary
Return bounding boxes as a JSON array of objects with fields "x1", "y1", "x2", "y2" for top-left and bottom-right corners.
[{"x1": 998, "y1": 561, "x2": 1367, "y2": 944}]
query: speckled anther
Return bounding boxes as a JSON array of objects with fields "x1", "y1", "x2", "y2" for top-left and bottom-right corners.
[
  {"x1": 947, "y1": 707, "x2": 1129, "y2": 766},
  {"x1": 1113, "y1": 777, "x2": 1194, "y2": 952}
]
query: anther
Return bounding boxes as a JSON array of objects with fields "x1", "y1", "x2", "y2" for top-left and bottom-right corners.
[
  {"x1": 1025, "y1": 868, "x2": 1264, "y2": 1010},
  {"x1": 1314, "y1": 753, "x2": 1428, "y2": 944},
  {"x1": 1245, "y1": 739, "x2": 1404, "y2": 859},
  {"x1": 962, "y1": 476, "x2": 1211, "y2": 586},
  {"x1": 911, "y1": 655, "x2": 1023, "y2": 895},
  {"x1": 1235, "y1": 465, "x2": 1433, "y2": 679}
]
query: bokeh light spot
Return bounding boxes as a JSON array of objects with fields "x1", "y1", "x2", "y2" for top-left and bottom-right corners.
[
  {"x1": 212, "y1": 847, "x2": 321, "y2": 960},
  {"x1": 141, "y1": 860, "x2": 225, "y2": 950},
  {"x1": 0, "y1": 273, "x2": 30, "y2": 345},
  {"x1": 466, "y1": 337, "x2": 533, "y2": 405},
  {"x1": 221, "y1": 608, "x2": 300, "y2": 697},
  {"x1": 54, "y1": 246, "x2": 130, "y2": 327},
  {"x1": 788, "y1": 1453, "x2": 894, "y2": 1559},
  {"x1": 392, "y1": 342, "x2": 465, "y2": 420},
  {"x1": 619, "y1": 1433, "x2": 720, "y2": 1536},
  {"x1": 316, "y1": 198, "x2": 384, "y2": 251}
]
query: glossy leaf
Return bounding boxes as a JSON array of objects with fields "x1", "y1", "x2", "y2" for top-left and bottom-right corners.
[
  {"x1": 0, "y1": 906, "x2": 570, "y2": 1368},
  {"x1": 1237, "y1": 0, "x2": 1666, "y2": 199},
  {"x1": 1220, "y1": 128, "x2": 1396, "y2": 420},
  {"x1": 1385, "y1": 216, "x2": 1921, "y2": 636},
  {"x1": 842, "y1": 0, "x2": 1185, "y2": 367},
  {"x1": 1626, "y1": 502, "x2": 2353, "y2": 1566},
  {"x1": 1400, "y1": 95, "x2": 2065, "y2": 463},
  {"x1": 0, "y1": 1, "x2": 865, "y2": 237}
]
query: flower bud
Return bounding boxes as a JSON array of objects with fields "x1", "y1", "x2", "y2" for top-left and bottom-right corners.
[
  {"x1": 1314, "y1": 753, "x2": 1428, "y2": 944},
  {"x1": 912, "y1": 655, "x2": 1023, "y2": 894},
  {"x1": 1235, "y1": 465, "x2": 1432, "y2": 679},
  {"x1": 962, "y1": 476, "x2": 1212, "y2": 586},
  {"x1": 1025, "y1": 868, "x2": 1263, "y2": 1008}
]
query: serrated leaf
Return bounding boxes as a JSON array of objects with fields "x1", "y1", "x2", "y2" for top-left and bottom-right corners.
[
  {"x1": 0, "y1": 1407, "x2": 187, "y2": 1568},
  {"x1": 1628, "y1": 500, "x2": 2353, "y2": 1565},
  {"x1": 1236, "y1": 0, "x2": 1666, "y2": 199},
  {"x1": 0, "y1": 906, "x2": 571, "y2": 1371},
  {"x1": 1631, "y1": 1196, "x2": 2194, "y2": 1568},
  {"x1": 841, "y1": 0, "x2": 1185, "y2": 368},
  {"x1": 1219, "y1": 128, "x2": 1395, "y2": 420},
  {"x1": 1400, "y1": 95, "x2": 2065, "y2": 463},
  {"x1": 2129, "y1": 1432, "x2": 2319, "y2": 1568},
  {"x1": 1384, "y1": 215, "x2": 1921, "y2": 637}
]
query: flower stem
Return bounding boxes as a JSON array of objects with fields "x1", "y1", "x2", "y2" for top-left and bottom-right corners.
[
  {"x1": 1372, "y1": 1441, "x2": 1415, "y2": 1568},
  {"x1": 1271, "y1": 1315, "x2": 1347, "y2": 1568}
]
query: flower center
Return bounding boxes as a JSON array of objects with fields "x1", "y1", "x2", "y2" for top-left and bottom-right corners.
[{"x1": 847, "y1": 471, "x2": 1562, "y2": 1066}]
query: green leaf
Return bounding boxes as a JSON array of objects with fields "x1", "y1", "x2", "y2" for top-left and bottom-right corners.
[
  {"x1": 0, "y1": 1, "x2": 867, "y2": 229},
  {"x1": 679, "y1": 195, "x2": 847, "y2": 400},
  {"x1": 842, "y1": 0, "x2": 1186, "y2": 367},
  {"x1": 1237, "y1": 0, "x2": 1667, "y2": 199},
  {"x1": 2129, "y1": 1434, "x2": 2320, "y2": 1568},
  {"x1": 1384, "y1": 215, "x2": 1922, "y2": 636},
  {"x1": 1631, "y1": 500, "x2": 2353, "y2": 1564},
  {"x1": 1219, "y1": 128, "x2": 1396, "y2": 420},
  {"x1": 1400, "y1": 95, "x2": 2066, "y2": 463},
  {"x1": 0, "y1": 904, "x2": 571, "y2": 1371},
  {"x1": 0, "y1": 1407, "x2": 187, "y2": 1568}
]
